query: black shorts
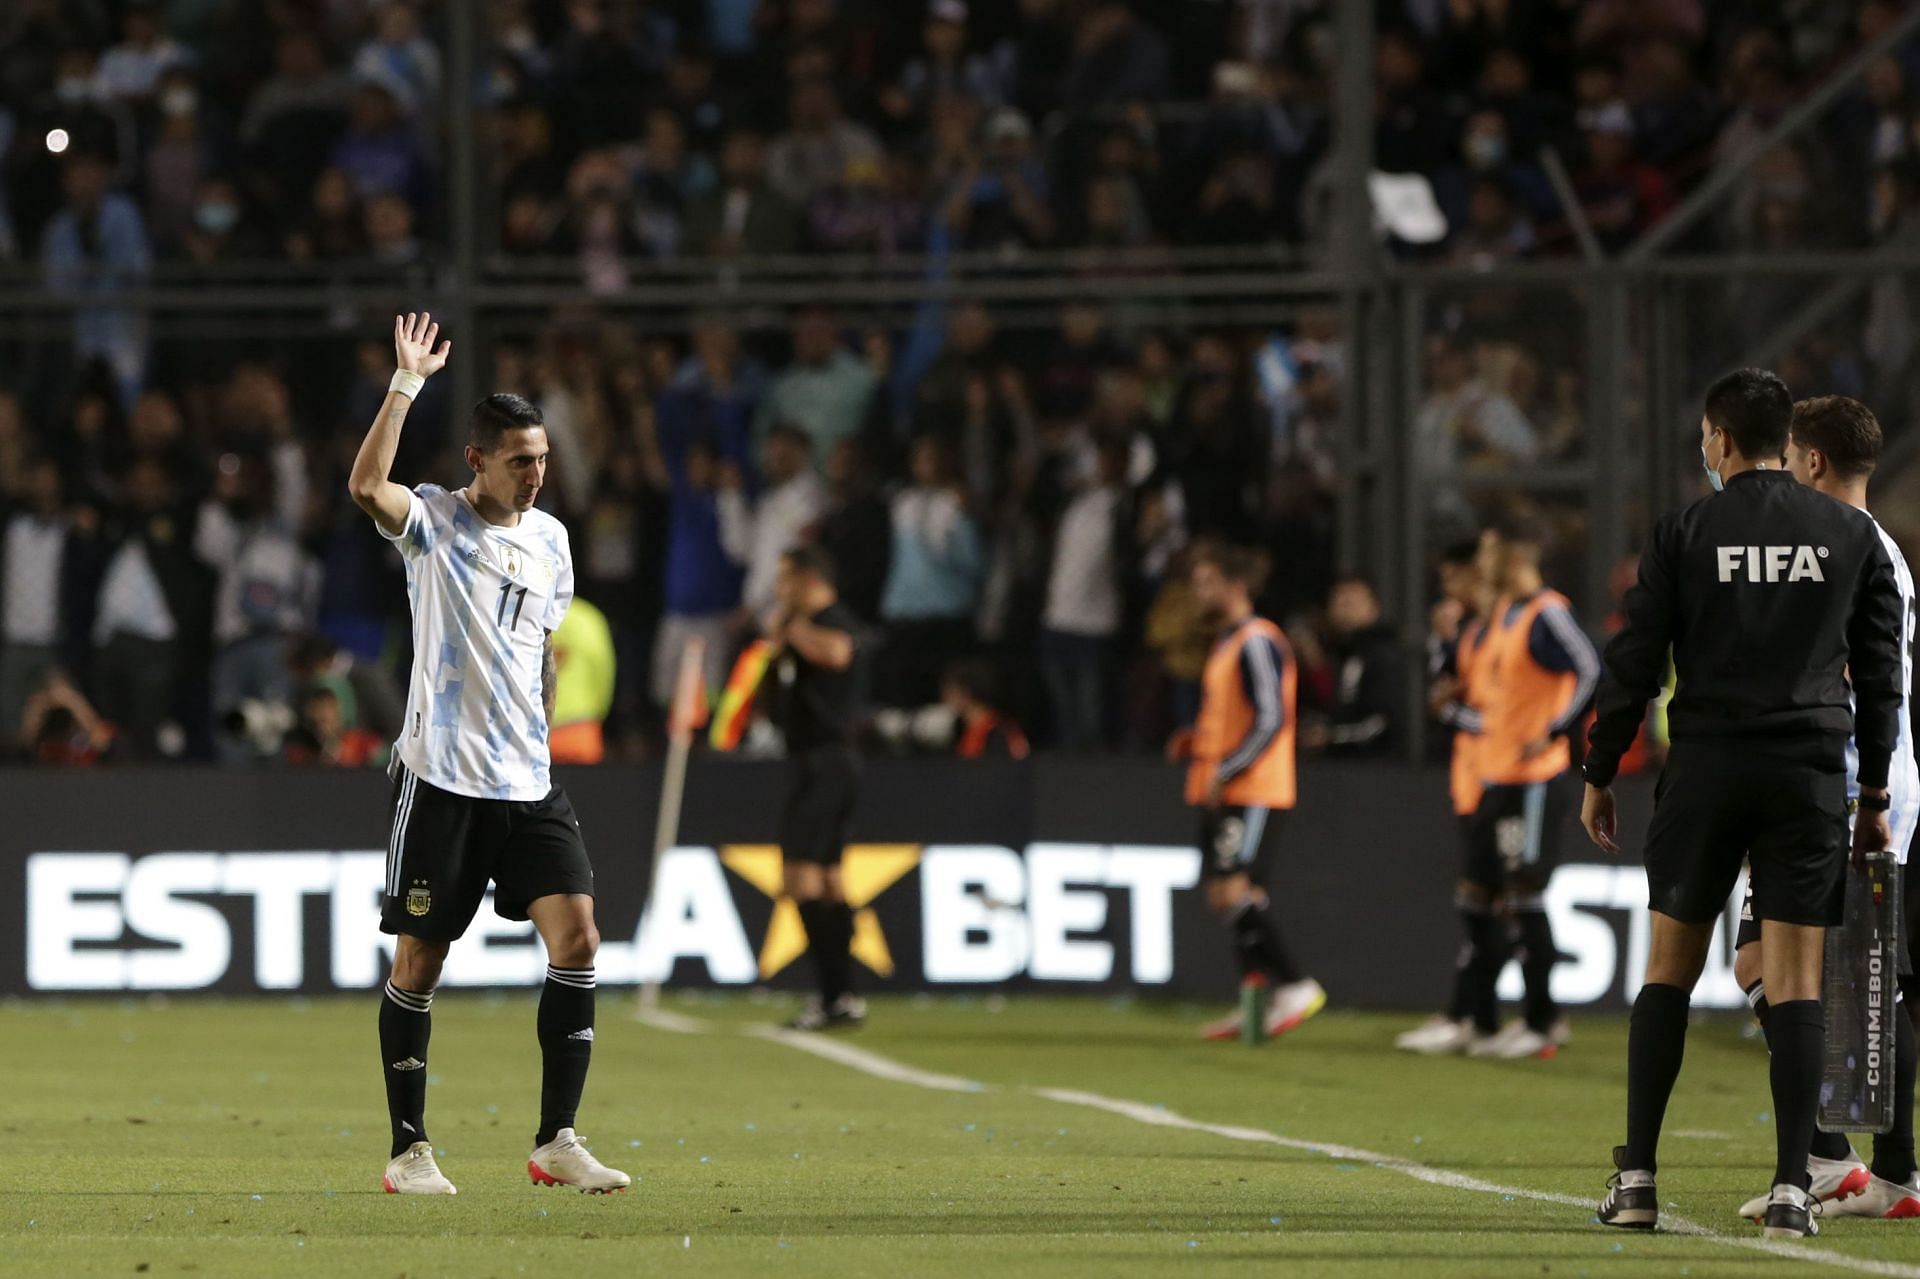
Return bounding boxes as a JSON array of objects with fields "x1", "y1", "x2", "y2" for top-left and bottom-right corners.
[
  {"x1": 781, "y1": 746, "x2": 860, "y2": 865},
  {"x1": 1645, "y1": 743, "x2": 1846, "y2": 928},
  {"x1": 381, "y1": 764, "x2": 596, "y2": 942},
  {"x1": 1463, "y1": 780, "x2": 1567, "y2": 895},
  {"x1": 1199, "y1": 805, "x2": 1286, "y2": 881}
]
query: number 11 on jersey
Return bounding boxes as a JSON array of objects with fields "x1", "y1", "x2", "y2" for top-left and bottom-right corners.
[{"x1": 497, "y1": 581, "x2": 528, "y2": 630}]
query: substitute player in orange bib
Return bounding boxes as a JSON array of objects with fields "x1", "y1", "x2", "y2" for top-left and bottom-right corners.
[{"x1": 1175, "y1": 544, "x2": 1326, "y2": 1041}]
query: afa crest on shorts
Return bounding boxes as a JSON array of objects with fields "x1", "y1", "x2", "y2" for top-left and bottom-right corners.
[{"x1": 406, "y1": 883, "x2": 432, "y2": 917}]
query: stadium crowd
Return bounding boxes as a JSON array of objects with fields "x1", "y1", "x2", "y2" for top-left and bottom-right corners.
[{"x1": 0, "y1": 0, "x2": 1915, "y2": 766}]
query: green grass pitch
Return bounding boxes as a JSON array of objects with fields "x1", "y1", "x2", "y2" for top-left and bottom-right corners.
[{"x1": 5, "y1": 993, "x2": 1920, "y2": 1277}]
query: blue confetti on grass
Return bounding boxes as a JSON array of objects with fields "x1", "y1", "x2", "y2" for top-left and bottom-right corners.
[
  {"x1": 700, "y1": 1156, "x2": 711, "y2": 1164},
  {"x1": 745, "y1": 1123, "x2": 756, "y2": 1131},
  {"x1": 1610, "y1": 1243, "x2": 1623, "y2": 1253},
  {"x1": 628, "y1": 1140, "x2": 641, "y2": 1149},
  {"x1": 536, "y1": 1209, "x2": 547, "y2": 1218},
  {"x1": 1187, "y1": 1240, "x2": 1199, "y2": 1248},
  {"x1": 1269, "y1": 1216, "x2": 1282, "y2": 1225},
  {"x1": 250, "y1": 1195, "x2": 263, "y2": 1202},
  {"x1": 963, "y1": 1123, "x2": 976, "y2": 1132}
]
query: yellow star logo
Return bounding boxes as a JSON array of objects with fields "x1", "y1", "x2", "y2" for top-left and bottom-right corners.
[{"x1": 719, "y1": 844, "x2": 921, "y2": 980}]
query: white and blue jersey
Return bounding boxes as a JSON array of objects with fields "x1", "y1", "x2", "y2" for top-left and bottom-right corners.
[
  {"x1": 1844, "y1": 517, "x2": 1918, "y2": 862},
  {"x1": 381, "y1": 484, "x2": 573, "y2": 801}
]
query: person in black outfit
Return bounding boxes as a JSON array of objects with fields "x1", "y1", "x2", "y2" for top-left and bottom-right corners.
[
  {"x1": 1583, "y1": 368, "x2": 1906, "y2": 1239},
  {"x1": 1319, "y1": 577, "x2": 1406, "y2": 757},
  {"x1": 765, "y1": 545, "x2": 868, "y2": 1032}
]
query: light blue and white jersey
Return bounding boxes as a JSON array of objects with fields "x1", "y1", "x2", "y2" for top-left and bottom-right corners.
[
  {"x1": 1845, "y1": 517, "x2": 1918, "y2": 863},
  {"x1": 381, "y1": 484, "x2": 573, "y2": 801}
]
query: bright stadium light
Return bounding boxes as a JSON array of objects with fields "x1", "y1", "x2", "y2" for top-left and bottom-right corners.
[{"x1": 44, "y1": 128, "x2": 69, "y2": 154}]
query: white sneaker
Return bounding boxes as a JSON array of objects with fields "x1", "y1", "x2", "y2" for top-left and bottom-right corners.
[
  {"x1": 1545, "y1": 1016, "x2": 1572, "y2": 1048},
  {"x1": 1395, "y1": 1016, "x2": 1474, "y2": 1055},
  {"x1": 1825, "y1": 1174, "x2": 1920, "y2": 1219},
  {"x1": 1739, "y1": 1153, "x2": 1869, "y2": 1220},
  {"x1": 1465, "y1": 1022, "x2": 1521, "y2": 1057},
  {"x1": 384, "y1": 1142, "x2": 457, "y2": 1195},
  {"x1": 1265, "y1": 979, "x2": 1327, "y2": 1037},
  {"x1": 1488, "y1": 1024, "x2": 1558, "y2": 1059},
  {"x1": 529, "y1": 1127, "x2": 631, "y2": 1194}
]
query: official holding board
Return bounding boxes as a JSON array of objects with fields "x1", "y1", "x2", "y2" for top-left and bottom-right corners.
[{"x1": 1581, "y1": 368, "x2": 1906, "y2": 1238}]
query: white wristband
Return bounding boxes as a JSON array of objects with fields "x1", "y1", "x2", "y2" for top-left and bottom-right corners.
[{"x1": 389, "y1": 370, "x2": 426, "y2": 400}]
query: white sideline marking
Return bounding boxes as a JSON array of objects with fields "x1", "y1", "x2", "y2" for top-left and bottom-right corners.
[
  {"x1": 636, "y1": 1015, "x2": 1920, "y2": 1276},
  {"x1": 633, "y1": 1007, "x2": 712, "y2": 1035},
  {"x1": 1032, "y1": 1087, "x2": 1920, "y2": 1279},
  {"x1": 743, "y1": 1025, "x2": 989, "y2": 1093}
]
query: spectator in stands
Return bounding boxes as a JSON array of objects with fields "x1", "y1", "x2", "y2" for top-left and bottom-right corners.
[
  {"x1": 756, "y1": 307, "x2": 877, "y2": 457},
  {"x1": 632, "y1": 108, "x2": 715, "y2": 260},
  {"x1": 947, "y1": 106, "x2": 1055, "y2": 252},
  {"x1": 0, "y1": 458, "x2": 73, "y2": 749},
  {"x1": 330, "y1": 78, "x2": 428, "y2": 215},
  {"x1": 880, "y1": 435, "x2": 984, "y2": 707},
  {"x1": 286, "y1": 631, "x2": 405, "y2": 747},
  {"x1": 241, "y1": 30, "x2": 353, "y2": 149},
  {"x1": 941, "y1": 657, "x2": 1030, "y2": 759},
  {"x1": 768, "y1": 77, "x2": 882, "y2": 209},
  {"x1": 648, "y1": 434, "x2": 744, "y2": 720},
  {"x1": 87, "y1": 457, "x2": 207, "y2": 758},
  {"x1": 1314, "y1": 577, "x2": 1405, "y2": 757},
  {"x1": 21, "y1": 667, "x2": 117, "y2": 767},
  {"x1": 196, "y1": 451, "x2": 320, "y2": 762},
  {"x1": 173, "y1": 175, "x2": 271, "y2": 263},
  {"x1": 1040, "y1": 434, "x2": 1131, "y2": 751},
  {"x1": 353, "y1": 1, "x2": 441, "y2": 117},
  {"x1": 882, "y1": 0, "x2": 1007, "y2": 130},
  {"x1": 284, "y1": 166, "x2": 366, "y2": 262},
  {"x1": 144, "y1": 66, "x2": 224, "y2": 252},
  {"x1": 1447, "y1": 176, "x2": 1538, "y2": 265},
  {"x1": 282, "y1": 684, "x2": 382, "y2": 768},
  {"x1": 1374, "y1": 28, "x2": 1454, "y2": 175},
  {"x1": 1572, "y1": 100, "x2": 1673, "y2": 252},
  {"x1": 686, "y1": 127, "x2": 800, "y2": 258},
  {"x1": 41, "y1": 150, "x2": 152, "y2": 406},
  {"x1": 1059, "y1": 0, "x2": 1170, "y2": 111},
  {"x1": 721, "y1": 423, "x2": 828, "y2": 621},
  {"x1": 94, "y1": 0, "x2": 189, "y2": 108},
  {"x1": 659, "y1": 40, "x2": 737, "y2": 152},
  {"x1": 815, "y1": 437, "x2": 892, "y2": 625}
]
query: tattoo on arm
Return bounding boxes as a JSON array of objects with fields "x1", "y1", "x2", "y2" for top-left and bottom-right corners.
[{"x1": 542, "y1": 634, "x2": 557, "y2": 725}]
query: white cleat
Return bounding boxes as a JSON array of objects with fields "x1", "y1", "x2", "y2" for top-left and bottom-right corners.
[
  {"x1": 529, "y1": 1128, "x2": 632, "y2": 1194},
  {"x1": 1825, "y1": 1174, "x2": 1920, "y2": 1219},
  {"x1": 1739, "y1": 1154, "x2": 1869, "y2": 1220},
  {"x1": 1466, "y1": 1022, "x2": 1556, "y2": 1059},
  {"x1": 1394, "y1": 1016, "x2": 1475, "y2": 1055},
  {"x1": 383, "y1": 1142, "x2": 457, "y2": 1195},
  {"x1": 1544, "y1": 1016, "x2": 1572, "y2": 1048},
  {"x1": 1264, "y1": 979, "x2": 1327, "y2": 1037}
]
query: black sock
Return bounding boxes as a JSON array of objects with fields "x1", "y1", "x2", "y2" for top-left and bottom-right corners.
[
  {"x1": 1514, "y1": 906, "x2": 1557, "y2": 1032},
  {"x1": 798, "y1": 901, "x2": 853, "y2": 1004},
  {"x1": 1749, "y1": 978, "x2": 1854, "y2": 1163},
  {"x1": 1624, "y1": 982, "x2": 1690, "y2": 1175},
  {"x1": 1461, "y1": 907, "x2": 1503, "y2": 1035},
  {"x1": 822, "y1": 901, "x2": 857, "y2": 1001},
  {"x1": 380, "y1": 981, "x2": 432, "y2": 1159},
  {"x1": 535, "y1": 964, "x2": 595, "y2": 1148},
  {"x1": 1446, "y1": 937, "x2": 1474, "y2": 1022},
  {"x1": 1768, "y1": 998, "x2": 1825, "y2": 1190},
  {"x1": 1229, "y1": 900, "x2": 1302, "y2": 985},
  {"x1": 1873, "y1": 1006, "x2": 1918, "y2": 1184}
]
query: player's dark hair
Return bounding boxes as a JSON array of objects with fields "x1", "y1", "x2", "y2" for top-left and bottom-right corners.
[
  {"x1": 1703, "y1": 367, "x2": 1792, "y2": 461},
  {"x1": 782, "y1": 543, "x2": 836, "y2": 586},
  {"x1": 1790, "y1": 395, "x2": 1882, "y2": 480},
  {"x1": 471, "y1": 393, "x2": 543, "y2": 450},
  {"x1": 1438, "y1": 538, "x2": 1481, "y2": 568},
  {"x1": 1193, "y1": 543, "x2": 1269, "y2": 593}
]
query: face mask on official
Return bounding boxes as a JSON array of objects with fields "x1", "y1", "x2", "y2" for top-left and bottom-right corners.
[{"x1": 1701, "y1": 427, "x2": 1726, "y2": 492}]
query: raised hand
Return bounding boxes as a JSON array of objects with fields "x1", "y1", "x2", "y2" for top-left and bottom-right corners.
[{"x1": 394, "y1": 311, "x2": 452, "y2": 378}]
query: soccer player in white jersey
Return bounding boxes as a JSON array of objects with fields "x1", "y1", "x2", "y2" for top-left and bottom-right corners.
[
  {"x1": 348, "y1": 312, "x2": 628, "y2": 1196},
  {"x1": 1733, "y1": 395, "x2": 1920, "y2": 1220}
]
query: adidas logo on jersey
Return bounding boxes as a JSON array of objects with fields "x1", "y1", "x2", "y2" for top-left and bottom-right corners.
[
  {"x1": 390, "y1": 1057, "x2": 427, "y2": 1071},
  {"x1": 567, "y1": 1028, "x2": 595, "y2": 1042},
  {"x1": 1716, "y1": 545, "x2": 1827, "y2": 583}
]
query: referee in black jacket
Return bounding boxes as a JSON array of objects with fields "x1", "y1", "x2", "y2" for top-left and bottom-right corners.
[{"x1": 1582, "y1": 369, "x2": 1906, "y2": 1238}]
